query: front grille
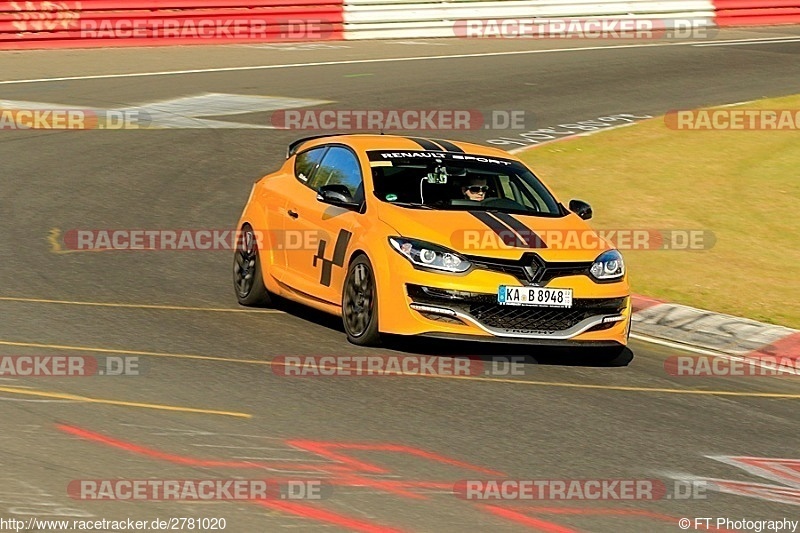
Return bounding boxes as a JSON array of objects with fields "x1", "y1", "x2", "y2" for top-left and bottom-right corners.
[
  {"x1": 408, "y1": 284, "x2": 626, "y2": 333},
  {"x1": 469, "y1": 300, "x2": 623, "y2": 332},
  {"x1": 467, "y1": 252, "x2": 592, "y2": 285}
]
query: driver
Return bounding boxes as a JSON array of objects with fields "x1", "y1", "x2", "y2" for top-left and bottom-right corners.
[{"x1": 461, "y1": 175, "x2": 490, "y2": 201}]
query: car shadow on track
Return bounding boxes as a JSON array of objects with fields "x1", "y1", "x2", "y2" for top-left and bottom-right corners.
[
  {"x1": 382, "y1": 336, "x2": 634, "y2": 368},
  {"x1": 268, "y1": 296, "x2": 633, "y2": 368}
]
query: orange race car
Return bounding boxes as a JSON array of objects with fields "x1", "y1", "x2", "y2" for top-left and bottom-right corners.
[{"x1": 234, "y1": 134, "x2": 631, "y2": 355}]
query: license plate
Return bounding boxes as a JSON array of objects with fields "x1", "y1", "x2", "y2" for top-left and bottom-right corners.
[{"x1": 498, "y1": 286, "x2": 573, "y2": 308}]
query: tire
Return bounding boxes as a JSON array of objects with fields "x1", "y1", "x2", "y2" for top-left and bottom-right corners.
[
  {"x1": 342, "y1": 255, "x2": 381, "y2": 346},
  {"x1": 626, "y1": 314, "x2": 632, "y2": 341},
  {"x1": 233, "y1": 223, "x2": 272, "y2": 307}
]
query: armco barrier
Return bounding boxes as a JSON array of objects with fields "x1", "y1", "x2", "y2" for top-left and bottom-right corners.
[
  {"x1": 343, "y1": 0, "x2": 716, "y2": 40},
  {"x1": 712, "y1": 0, "x2": 800, "y2": 27},
  {"x1": 0, "y1": 0, "x2": 344, "y2": 49},
  {"x1": 2, "y1": 0, "x2": 798, "y2": 49}
]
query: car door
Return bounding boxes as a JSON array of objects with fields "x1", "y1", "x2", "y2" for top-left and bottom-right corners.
[
  {"x1": 283, "y1": 145, "x2": 364, "y2": 305},
  {"x1": 260, "y1": 146, "x2": 327, "y2": 284}
]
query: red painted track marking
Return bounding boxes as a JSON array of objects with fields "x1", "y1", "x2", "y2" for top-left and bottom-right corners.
[
  {"x1": 286, "y1": 440, "x2": 506, "y2": 476},
  {"x1": 717, "y1": 456, "x2": 800, "y2": 486},
  {"x1": 700, "y1": 478, "x2": 800, "y2": 506},
  {"x1": 517, "y1": 507, "x2": 688, "y2": 517},
  {"x1": 56, "y1": 424, "x2": 503, "y2": 529},
  {"x1": 256, "y1": 500, "x2": 406, "y2": 533},
  {"x1": 56, "y1": 424, "x2": 349, "y2": 472},
  {"x1": 329, "y1": 473, "x2": 436, "y2": 499},
  {"x1": 481, "y1": 505, "x2": 581, "y2": 533},
  {"x1": 491, "y1": 506, "x2": 740, "y2": 532}
]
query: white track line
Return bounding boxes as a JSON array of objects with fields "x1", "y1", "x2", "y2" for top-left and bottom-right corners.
[
  {"x1": 694, "y1": 38, "x2": 800, "y2": 47},
  {"x1": 631, "y1": 332, "x2": 736, "y2": 357},
  {"x1": 1, "y1": 36, "x2": 799, "y2": 86},
  {"x1": 507, "y1": 97, "x2": 761, "y2": 154},
  {"x1": 507, "y1": 122, "x2": 638, "y2": 154}
]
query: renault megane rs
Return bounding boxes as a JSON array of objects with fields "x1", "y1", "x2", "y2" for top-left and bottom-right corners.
[{"x1": 234, "y1": 134, "x2": 630, "y2": 355}]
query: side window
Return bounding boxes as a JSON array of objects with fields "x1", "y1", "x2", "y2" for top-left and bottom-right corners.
[
  {"x1": 498, "y1": 175, "x2": 515, "y2": 198},
  {"x1": 294, "y1": 147, "x2": 327, "y2": 184},
  {"x1": 509, "y1": 174, "x2": 544, "y2": 211},
  {"x1": 309, "y1": 146, "x2": 364, "y2": 202}
]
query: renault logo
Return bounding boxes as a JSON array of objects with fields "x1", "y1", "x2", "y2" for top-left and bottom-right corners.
[{"x1": 523, "y1": 254, "x2": 546, "y2": 285}]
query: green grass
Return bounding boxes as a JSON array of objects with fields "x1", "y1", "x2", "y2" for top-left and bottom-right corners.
[{"x1": 518, "y1": 95, "x2": 800, "y2": 328}]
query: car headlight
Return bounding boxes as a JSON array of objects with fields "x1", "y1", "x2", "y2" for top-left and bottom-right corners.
[
  {"x1": 590, "y1": 250, "x2": 625, "y2": 281},
  {"x1": 389, "y1": 237, "x2": 471, "y2": 273}
]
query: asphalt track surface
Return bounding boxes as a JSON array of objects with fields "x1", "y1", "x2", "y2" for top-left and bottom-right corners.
[{"x1": 1, "y1": 28, "x2": 800, "y2": 532}]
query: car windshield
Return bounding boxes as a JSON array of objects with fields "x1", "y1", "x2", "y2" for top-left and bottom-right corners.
[{"x1": 368, "y1": 150, "x2": 564, "y2": 216}]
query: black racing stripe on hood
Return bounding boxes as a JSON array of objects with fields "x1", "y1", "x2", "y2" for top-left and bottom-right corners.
[
  {"x1": 468, "y1": 211, "x2": 527, "y2": 248},
  {"x1": 492, "y1": 212, "x2": 548, "y2": 249}
]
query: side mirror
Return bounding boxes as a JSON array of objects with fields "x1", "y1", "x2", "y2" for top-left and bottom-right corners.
[
  {"x1": 569, "y1": 199, "x2": 593, "y2": 220},
  {"x1": 317, "y1": 184, "x2": 361, "y2": 210}
]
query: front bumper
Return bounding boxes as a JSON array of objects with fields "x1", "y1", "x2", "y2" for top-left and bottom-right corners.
[
  {"x1": 377, "y1": 251, "x2": 631, "y2": 345},
  {"x1": 407, "y1": 285, "x2": 627, "y2": 340}
]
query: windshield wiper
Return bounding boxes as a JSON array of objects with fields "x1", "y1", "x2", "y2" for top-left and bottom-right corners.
[
  {"x1": 482, "y1": 207, "x2": 562, "y2": 217},
  {"x1": 445, "y1": 205, "x2": 536, "y2": 215},
  {"x1": 388, "y1": 202, "x2": 434, "y2": 209}
]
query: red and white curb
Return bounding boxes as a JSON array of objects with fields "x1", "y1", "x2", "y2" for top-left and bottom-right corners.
[{"x1": 631, "y1": 295, "x2": 799, "y2": 370}]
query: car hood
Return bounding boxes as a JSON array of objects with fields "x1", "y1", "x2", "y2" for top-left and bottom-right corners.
[{"x1": 377, "y1": 203, "x2": 612, "y2": 262}]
